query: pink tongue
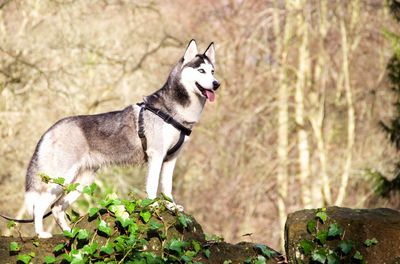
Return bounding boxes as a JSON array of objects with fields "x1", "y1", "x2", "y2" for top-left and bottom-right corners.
[{"x1": 205, "y1": 90, "x2": 215, "y2": 102}]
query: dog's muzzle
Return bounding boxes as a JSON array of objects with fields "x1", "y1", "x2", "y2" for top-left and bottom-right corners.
[
  {"x1": 196, "y1": 82, "x2": 217, "y2": 102},
  {"x1": 213, "y1": 80, "x2": 220, "y2": 90}
]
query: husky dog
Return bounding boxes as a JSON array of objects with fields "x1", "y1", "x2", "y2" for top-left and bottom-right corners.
[{"x1": 21, "y1": 40, "x2": 220, "y2": 238}]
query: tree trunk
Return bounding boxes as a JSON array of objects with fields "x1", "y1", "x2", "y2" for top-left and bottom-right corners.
[
  {"x1": 273, "y1": 0, "x2": 291, "y2": 250},
  {"x1": 335, "y1": 14, "x2": 356, "y2": 206},
  {"x1": 294, "y1": 0, "x2": 312, "y2": 209}
]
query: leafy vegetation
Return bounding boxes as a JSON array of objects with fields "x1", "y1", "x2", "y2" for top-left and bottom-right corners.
[
  {"x1": 296, "y1": 209, "x2": 378, "y2": 264},
  {"x1": 7, "y1": 177, "x2": 274, "y2": 263},
  {"x1": 8, "y1": 177, "x2": 212, "y2": 263}
]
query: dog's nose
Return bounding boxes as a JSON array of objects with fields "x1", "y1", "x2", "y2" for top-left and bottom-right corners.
[{"x1": 213, "y1": 80, "x2": 220, "y2": 90}]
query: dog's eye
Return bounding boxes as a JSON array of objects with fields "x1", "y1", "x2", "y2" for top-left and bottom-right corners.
[
  {"x1": 198, "y1": 69, "x2": 205, "y2": 74},
  {"x1": 211, "y1": 70, "x2": 215, "y2": 75}
]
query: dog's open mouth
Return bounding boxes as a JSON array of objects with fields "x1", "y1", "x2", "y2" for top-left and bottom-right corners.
[{"x1": 196, "y1": 82, "x2": 215, "y2": 102}]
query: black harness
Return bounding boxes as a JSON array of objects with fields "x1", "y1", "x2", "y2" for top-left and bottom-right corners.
[{"x1": 137, "y1": 102, "x2": 192, "y2": 161}]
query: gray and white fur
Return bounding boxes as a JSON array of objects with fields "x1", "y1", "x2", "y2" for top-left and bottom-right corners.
[{"x1": 24, "y1": 40, "x2": 220, "y2": 238}]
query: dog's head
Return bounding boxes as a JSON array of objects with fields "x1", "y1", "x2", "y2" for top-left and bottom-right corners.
[{"x1": 179, "y1": 40, "x2": 220, "y2": 102}]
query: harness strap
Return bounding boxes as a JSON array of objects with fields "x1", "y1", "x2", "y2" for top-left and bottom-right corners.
[
  {"x1": 137, "y1": 103, "x2": 191, "y2": 160},
  {"x1": 166, "y1": 131, "x2": 186, "y2": 156},
  {"x1": 138, "y1": 102, "x2": 191, "y2": 137},
  {"x1": 138, "y1": 105, "x2": 148, "y2": 161}
]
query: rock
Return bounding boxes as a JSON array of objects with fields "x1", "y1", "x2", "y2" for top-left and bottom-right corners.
[
  {"x1": 205, "y1": 241, "x2": 281, "y2": 264},
  {"x1": 285, "y1": 206, "x2": 400, "y2": 264}
]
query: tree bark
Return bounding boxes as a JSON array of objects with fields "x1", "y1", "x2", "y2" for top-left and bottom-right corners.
[{"x1": 335, "y1": 15, "x2": 356, "y2": 206}]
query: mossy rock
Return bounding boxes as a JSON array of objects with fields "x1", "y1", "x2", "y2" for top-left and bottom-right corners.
[{"x1": 285, "y1": 206, "x2": 400, "y2": 264}]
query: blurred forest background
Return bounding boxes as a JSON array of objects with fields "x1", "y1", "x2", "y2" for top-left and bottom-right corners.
[{"x1": 1, "y1": 0, "x2": 400, "y2": 250}]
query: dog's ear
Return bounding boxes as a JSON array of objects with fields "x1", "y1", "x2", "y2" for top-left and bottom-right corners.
[
  {"x1": 204, "y1": 42, "x2": 215, "y2": 65},
  {"x1": 183, "y1": 39, "x2": 198, "y2": 65}
]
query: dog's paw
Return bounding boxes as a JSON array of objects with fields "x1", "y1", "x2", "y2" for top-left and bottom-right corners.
[
  {"x1": 149, "y1": 201, "x2": 160, "y2": 209},
  {"x1": 62, "y1": 226, "x2": 72, "y2": 232},
  {"x1": 38, "y1": 232, "x2": 53, "y2": 238},
  {"x1": 165, "y1": 201, "x2": 184, "y2": 212}
]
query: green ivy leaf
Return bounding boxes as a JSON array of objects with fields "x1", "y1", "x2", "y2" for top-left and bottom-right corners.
[
  {"x1": 204, "y1": 248, "x2": 211, "y2": 258},
  {"x1": 108, "y1": 204, "x2": 118, "y2": 214},
  {"x1": 328, "y1": 223, "x2": 342, "y2": 238},
  {"x1": 184, "y1": 250, "x2": 197, "y2": 258},
  {"x1": 69, "y1": 249, "x2": 85, "y2": 264},
  {"x1": 353, "y1": 250, "x2": 364, "y2": 260},
  {"x1": 140, "y1": 211, "x2": 152, "y2": 223},
  {"x1": 114, "y1": 236, "x2": 127, "y2": 253},
  {"x1": 123, "y1": 200, "x2": 136, "y2": 214},
  {"x1": 141, "y1": 252, "x2": 162, "y2": 263},
  {"x1": 115, "y1": 216, "x2": 132, "y2": 229},
  {"x1": 178, "y1": 214, "x2": 192, "y2": 228},
  {"x1": 316, "y1": 211, "x2": 328, "y2": 223},
  {"x1": 364, "y1": 238, "x2": 378, "y2": 247},
  {"x1": 63, "y1": 228, "x2": 79, "y2": 238},
  {"x1": 82, "y1": 243, "x2": 98, "y2": 255},
  {"x1": 77, "y1": 229, "x2": 90, "y2": 240},
  {"x1": 17, "y1": 253, "x2": 33, "y2": 264},
  {"x1": 244, "y1": 257, "x2": 252, "y2": 264},
  {"x1": 299, "y1": 239, "x2": 314, "y2": 255},
  {"x1": 99, "y1": 194, "x2": 120, "y2": 208},
  {"x1": 7, "y1": 220, "x2": 16, "y2": 229},
  {"x1": 100, "y1": 242, "x2": 114, "y2": 255},
  {"x1": 66, "y1": 209, "x2": 80, "y2": 223},
  {"x1": 65, "y1": 183, "x2": 80, "y2": 193},
  {"x1": 316, "y1": 230, "x2": 328, "y2": 244},
  {"x1": 307, "y1": 220, "x2": 316, "y2": 234},
  {"x1": 88, "y1": 207, "x2": 99, "y2": 218},
  {"x1": 39, "y1": 172, "x2": 51, "y2": 184},
  {"x1": 254, "y1": 255, "x2": 267, "y2": 264},
  {"x1": 100, "y1": 199, "x2": 113, "y2": 208},
  {"x1": 182, "y1": 254, "x2": 193, "y2": 262},
  {"x1": 52, "y1": 177, "x2": 65, "y2": 186},
  {"x1": 255, "y1": 244, "x2": 274, "y2": 258},
  {"x1": 97, "y1": 220, "x2": 112, "y2": 237},
  {"x1": 148, "y1": 219, "x2": 163, "y2": 230},
  {"x1": 9, "y1": 241, "x2": 20, "y2": 252},
  {"x1": 129, "y1": 222, "x2": 139, "y2": 234},
  {"x1": 338, "y1": 240, "x2": 353, "y2": 255},
  {"x1": 327, "y1": 252, "x2": 340, "y2": 264},
  {"x1": 43, "y1": 255, "x2": 57, "y2": 264},
  {"x1": 192, "y1": 240, "x2": 201, "y2": 253},
  {"x1": 167, "y1": 238, "x2": 188, "y2": 255},
  {"x1": 140, "y1": 198, "x2": 155, "y2": 208},
  {"x1": 82, "y1": 183, "x2": 97, "y2": 196},
  {"x1": 312, "y1": 248, "x2": 327, "y2": 263},
  {"x1": 53, "y1": 243, "x2": 66, "y2": 253},
  {"x1": 223, "y1": 260, "x2": 232, "y2": 264}
]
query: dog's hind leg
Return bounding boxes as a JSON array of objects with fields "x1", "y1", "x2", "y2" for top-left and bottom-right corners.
[
  {"x1": 34, "y1": 186, "x2": 63, "y2": 238},
  {"x1": 52, "y1": 170, "x2": 95, "y2": 231}
]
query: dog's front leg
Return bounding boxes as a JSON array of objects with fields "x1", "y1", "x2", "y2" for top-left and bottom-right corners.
[
  {"x1": 160, "y1": 157, "x2": 184, "y2": 211},
  {"x1": 145, "y1": 154, "x2": 164, "y2": 199},
  {"x1": 160, "y1": 157, "x2": 177, "y2": 200}
]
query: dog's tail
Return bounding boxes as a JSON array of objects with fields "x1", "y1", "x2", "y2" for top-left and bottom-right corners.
[
  {"x1": 0, "y1": 191, "x2": 52, "y2": 223},
  {"x1": 0, "y1": 211, "x2": 52, "y2": 223}
]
